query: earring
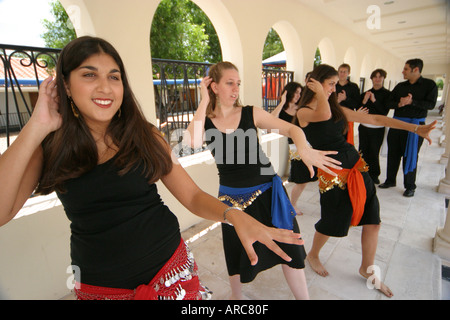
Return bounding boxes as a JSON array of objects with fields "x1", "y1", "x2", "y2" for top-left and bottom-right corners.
[
  {"x1": 69, "y1": 98, "x2": 79, "y2": 118},
  {"x1": 117, "y1": 108, "x2": 121, "y2": 118}
]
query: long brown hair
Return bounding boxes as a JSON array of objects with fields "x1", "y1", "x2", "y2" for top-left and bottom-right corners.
[
  {"x1": 36, "y1": 36, "x2": 172, "y2": 194},
  {"x1": 296, "y1": 64, "x2": 348, "y2": 133},
  {"x1": 205, "y1": 61, "x2": 242, "y2": 118}
]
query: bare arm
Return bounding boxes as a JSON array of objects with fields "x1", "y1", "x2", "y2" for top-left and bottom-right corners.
[
  {"x1": 270, "y1": 91, "x2": 286, "y2": 118},
  {"x1": 341, "y1": 107, "x2": 436, "y2": 144},
  {"x1": 253, "y1": 106, "x2": 341, "y2": 177},
  {"x1": 184, "y1": 77, "x2": 211, "y2": 149},
  {"x1": 0, "y1": 77, "x2": 62, "y2": 226},
  {"x1": 160, "y1": 142, "x2": 304, "y2": 265}
]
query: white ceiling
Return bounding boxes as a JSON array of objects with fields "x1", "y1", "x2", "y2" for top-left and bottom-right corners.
[{"x1": 296, "y1": 0, "x2": 450, "y2": 66}]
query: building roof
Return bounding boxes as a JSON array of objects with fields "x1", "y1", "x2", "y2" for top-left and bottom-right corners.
[{"x1": 0, "y1": 57, "x2": 52, "y2": 86}]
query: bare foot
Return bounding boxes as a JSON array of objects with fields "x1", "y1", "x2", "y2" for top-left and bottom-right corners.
[
  {"x1": 359, "y1": 268, "x2": 394, "y2": 298},
  {"x1": 307, "y1": 255, "x2": 329, "y2": 277}
]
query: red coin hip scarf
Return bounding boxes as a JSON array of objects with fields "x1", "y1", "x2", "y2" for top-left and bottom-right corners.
[
  {"x1": 318, "y1": 157, "x2": 368, "y2": 226},
  {"x1": 73, "y1": 238, "x2": 211, "y2": 300}
]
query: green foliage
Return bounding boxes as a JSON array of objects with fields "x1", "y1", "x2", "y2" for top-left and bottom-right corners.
[
  {"x1": 150, "y1": 0, "x2": 222, "y2": 63},
  {"x1": 41, "y1": 1, "x2": 76, "y2": 49},
  {"x1": 314, "y1": 47, "x2": 322, "y2": 67},
  {"x1": 262, "y1": 28, "x2": 284, "y2": 61}
]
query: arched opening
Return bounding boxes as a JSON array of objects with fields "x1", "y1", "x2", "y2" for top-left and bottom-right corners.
[
  {"x1": 150, "y1": 0, "x2": 222, "y2": 153},
  {"x1": 261, "y1": 22, "x2": 302, "y2": 111},
  {"x1": 317, "y1": 38, "x2": 336, "y2": 68}
]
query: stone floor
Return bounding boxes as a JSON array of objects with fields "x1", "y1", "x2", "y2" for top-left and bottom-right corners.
[{"x1": 181, "y1": 111, "x2": 448, "y2": 300}]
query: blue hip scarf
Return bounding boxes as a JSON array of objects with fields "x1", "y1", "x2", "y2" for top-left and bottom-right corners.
[
  {"x1": 393, "y1": 117, "x2": 425, "y2": 174},
  {"x1": 218, "y1": 175, "x2": 295, "y2": 230}
]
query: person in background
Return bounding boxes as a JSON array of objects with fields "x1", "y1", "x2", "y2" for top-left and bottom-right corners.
[
  {"x1": 379, "y1": 59, "x2": 438, "y2": 197},
  {"x1": 336, "y1": 63, "x2": 361, "y2": 145},
  {"x1": 296, "y1": 64, "x2": 436, "y2": 298},
  {"x1": 271, "y1": 82, "x2": 317, "y2": 215},
  {"x1": 358, "y1": 69, "x2": 391, "y2": 184}
]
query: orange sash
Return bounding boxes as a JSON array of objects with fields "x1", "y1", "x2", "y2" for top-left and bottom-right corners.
[
  {"x1": 346, "y1": 121, "x2": 354, "y2": 145},
  {"x1": 318, "y1": 157, "x2": 368, "y2": 226}
]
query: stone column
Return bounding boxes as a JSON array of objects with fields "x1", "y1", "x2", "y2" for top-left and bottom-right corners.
[{"x1": 434, "y1": 205, "x2": 450, "y2": 261}]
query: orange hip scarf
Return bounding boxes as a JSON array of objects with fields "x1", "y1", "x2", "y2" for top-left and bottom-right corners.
[
  {"x1": 318, "y1": 157, "x2": 368, "y2": 226},
  {"x1": 346, "y1": 121, "x2": 354, "y2": 145}
]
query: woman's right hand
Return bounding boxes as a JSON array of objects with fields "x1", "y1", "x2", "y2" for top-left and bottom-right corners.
[
  {"x1": 200, "y1": 76, "x2": 212, "y2": 103},
  {"x1": 30, "y1": 77, "x2": 62, "y2": 135}
]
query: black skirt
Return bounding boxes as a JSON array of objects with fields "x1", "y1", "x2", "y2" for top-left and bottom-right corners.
[
  {"x1": 221, "y1": 187, "x2": 307, "y2": 283},
  {"x1": 288, "y1": 159, "x2": 318, "y2": 184}
]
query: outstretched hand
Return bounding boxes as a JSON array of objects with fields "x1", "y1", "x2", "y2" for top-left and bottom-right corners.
[
  {"x1": 417, "y1": 120, "x2": 437, "y2": 145},
  {"x1": 227, "y1": 209, "x2": 304, "y2": 265},
  {"x1": 298, "y1": 147, "x2": 342, "y2": 178}
]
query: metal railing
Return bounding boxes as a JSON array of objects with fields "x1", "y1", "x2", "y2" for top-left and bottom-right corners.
[
  {"x1": 0, "y1": 44, "x2": 60, "y2": 146},
  {"x1": 1, "y1": 44, "x2": 294, "y2": 156},
  {"x1": 262, "y1": 68, "x2": 294, "y2": 112}
]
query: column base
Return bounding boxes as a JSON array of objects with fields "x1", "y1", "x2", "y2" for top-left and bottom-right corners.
[{"x1": 434, "y1": 228, "x2": 450, "y2": 261}]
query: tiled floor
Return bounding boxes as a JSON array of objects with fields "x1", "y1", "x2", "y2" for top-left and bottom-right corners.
[{"x1": 182, "y1": 111, "x2": 448, "y2": 300}]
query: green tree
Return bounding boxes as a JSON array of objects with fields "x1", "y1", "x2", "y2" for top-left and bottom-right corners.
[
  {"x1": 314, "y1": 48, "x2": 322, "y2": 67},
  {"x1": 262, "y1": 28, "x2": 284, "y2": 61},
  {"x1": 41, "y1": 1, "x2": 76, "y2": 49},
  {"x1": 150, "y1": 0, "x2": 221, "y2": 63}
]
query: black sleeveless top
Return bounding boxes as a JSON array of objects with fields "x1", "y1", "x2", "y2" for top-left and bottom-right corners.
[
  {"x1": 204, "y1": 106, "x2": 276, "y2": 188},
  {"x1": 300, "y1": 115, "x2": 359, "y2": 169},
  {"x1": 57, "y1": 156, "x2": 180, "y2": 289}
]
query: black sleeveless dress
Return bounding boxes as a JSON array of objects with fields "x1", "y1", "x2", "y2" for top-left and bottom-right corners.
[
  {"x1": 204, "y1": 106, "x2": 306, "y2": 283},
  {"x1": 300, "y1": 115, "x2": 381, "y2": 237},
  {"x1": 57, "y1": 156, "x2": 181, "y2": 289}
]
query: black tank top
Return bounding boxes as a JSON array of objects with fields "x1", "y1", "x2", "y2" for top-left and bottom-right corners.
[
  {"x1": 57, "y1": 156, "x2": 180, "y2": 289},
  {"x1": 204, "y1": 106, "x2": 275, "y2": 188}
]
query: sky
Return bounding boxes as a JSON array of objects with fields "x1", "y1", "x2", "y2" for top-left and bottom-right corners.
[{"x1": 0, "y1": 0, "x2": 54, "y2": 47}]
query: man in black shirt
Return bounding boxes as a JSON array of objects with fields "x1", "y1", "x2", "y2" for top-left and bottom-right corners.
[
  {"x1": 379, "y1": 59, "x2": 438, "y2": 197},
  {"x1": 358, "y1": 69, "x2": 391, "y2": 184},
  {"x1": 336, "y1": 63, "x2": 361, "y2": 110},
  {"x1": 336, "y1": 63, "x2": 361, "y2": 145}
]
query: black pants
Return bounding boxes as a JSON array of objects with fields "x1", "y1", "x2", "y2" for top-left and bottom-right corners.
[
  {"x1": 358, "y1": 125, "x2": 385, "y2": 181},
  {"x1": 385, "y1": 125, "x2": 424, "y2": 190}
]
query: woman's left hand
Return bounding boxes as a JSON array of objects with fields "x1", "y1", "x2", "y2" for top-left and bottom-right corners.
[
  {"x1": 227, "y1": 209, "x2": 304, "y2": 266},
  {"x1": 298, "y1": 147, "x2": 342, "y2": 178}
]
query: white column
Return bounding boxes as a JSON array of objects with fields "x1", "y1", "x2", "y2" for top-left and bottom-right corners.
[{"x1": 434, "y1": 204, "x2": 450, "y2": 261}]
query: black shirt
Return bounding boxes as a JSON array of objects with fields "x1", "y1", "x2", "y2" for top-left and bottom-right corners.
[
  {"x1": 387, "y1": 76, "x2": 438, "y2": 119},
  {"x1": 336, "y1": 81, "x2": 360, "y2": 110},
  {"x1": 360, "y1": 87, "x2": 391, "y2": 116},
  {"x1": 57, "y1": 157, "x2": 181, "y2": 289}
]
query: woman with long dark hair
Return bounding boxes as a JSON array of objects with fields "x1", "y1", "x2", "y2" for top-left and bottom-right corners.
[
  {"x1": 0, "y1": 37, "x2": 307, "y2": 300},
  {"x1": 296, "y1": 64, "x2": 436, "y2": 298}
]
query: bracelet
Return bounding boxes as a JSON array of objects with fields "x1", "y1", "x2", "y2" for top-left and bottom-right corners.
[
  {"x1": 414, "y1": 125, "x2": 419, "y2": 133},
  {"x1": 223, "y1": 206, "x2": 242, "y2": 226}
]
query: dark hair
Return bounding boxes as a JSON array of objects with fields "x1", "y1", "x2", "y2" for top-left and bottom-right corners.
[
  {"x1": 370, "y1": 68, "x2": 387, "y2": 79},
  {"x1": 297, "y1": 64, "x2": 348, "y2": 133},
  {"x1": 281, "y1": 81, "x2": 302, "y2": 110},
  {"x1": 206, "y1": 61, "x2": 242, "y2": 118},
  {"x1": 36, "y1": 36, "x2": 172, "y2": 194},
  {"x1": 406, "y1": 58, "x2": 423, "y2": 73}
]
